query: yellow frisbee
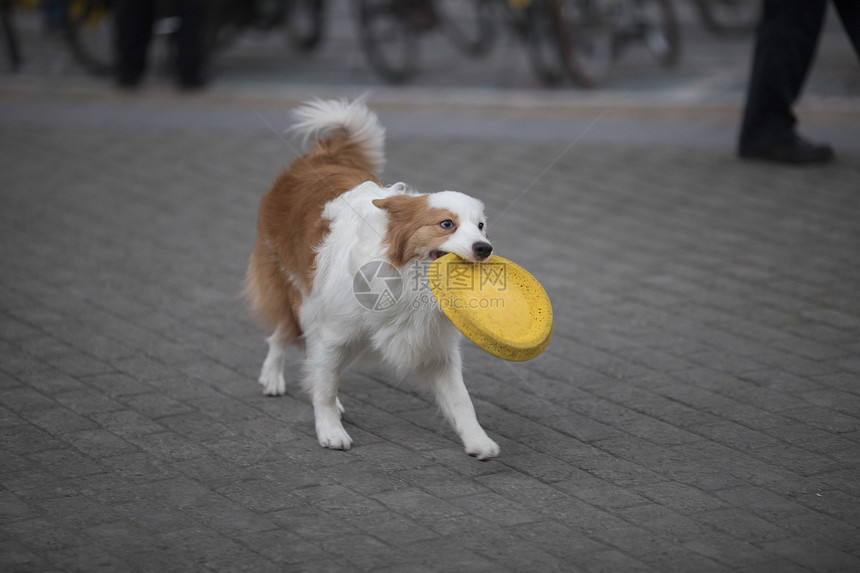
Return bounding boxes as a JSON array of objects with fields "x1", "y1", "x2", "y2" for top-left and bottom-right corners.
[{"x1": 428, "y1": 253, "x2": 553, "y2": 361}]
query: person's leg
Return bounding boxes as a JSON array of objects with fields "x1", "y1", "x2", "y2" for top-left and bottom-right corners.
[
  {"x1": 833, "y1": 0, "x2": 860, "y2": 58},
  {"x1": 175, "y1": 0, "x2": 207, "y2": 88},
  {"x1": 43, "y1": 0, "x2": 67, "y2": 31},
  {"x1": 114, "y1": 0, "x2": 155, "y2": 87},
  {"x1": 738, "y1": 0, "x2": 830, "y2": 161}
]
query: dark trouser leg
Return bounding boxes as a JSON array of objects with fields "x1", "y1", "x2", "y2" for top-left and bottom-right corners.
[
  {"x1": 114, "y1": 0, "x2": 155, "y2": 86},
  {"x1": 833, "y1": 0, "x2": 860, "y2": 58},
  {"x1": 738, "y1": 0, "x2": 827, "y2": 150},
  {"x1": 176, "y1": 0, "x2": 206, "y2": 87}
]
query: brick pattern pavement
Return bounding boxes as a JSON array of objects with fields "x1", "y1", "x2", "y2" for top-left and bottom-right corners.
[{"x1": 1, "y1": 117, "x2": 859, "y2": 572}]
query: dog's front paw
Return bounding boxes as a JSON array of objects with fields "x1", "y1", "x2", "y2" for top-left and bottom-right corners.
[
  {"x1": 464, "y1": 436, "x2": 500, "y2": 460},
  {"x1": 316, "y1": 423, "x2": 353, "y2": 451},
  {"x1": 259, "y1": 371, "x2": 286, "y2": 396}
]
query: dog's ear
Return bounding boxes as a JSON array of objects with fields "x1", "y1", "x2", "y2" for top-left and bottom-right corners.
[
  {"x1": 372, "y1": 195, "x2": 422, "y2": 214},
  {"x1": 372, "y1": 195, "x2": 434, "y2": 267},
  {"x1": 371, "y1": 197, "x2": 391, "y2": 211}
]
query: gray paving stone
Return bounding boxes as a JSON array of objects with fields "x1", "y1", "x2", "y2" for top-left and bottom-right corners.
[
  {"x1": 41, "y1": 546, "x2": 135, "y2": 573},
  {"x1": 448, "y1": 491, "x2": 541, "y2": 527},
  {"x1": 760, "y1": 539, "x2": 860, "y2": 573},
  {"x1": 632, "y1": 481, "x2": 729, "y2": 515},
  {"x1": 682, "y1": 534, "x2": 782, "y2": 570},
  {"x1": 573, "y1": 548, "x2": 655, "y2": 572},
  {"x1": 373, "y1": 487, "x2": 468, "y2": 524},
  {"x1": 0, "y1": 425, "x2": 63, "y2": 455},
  {"x1": 25, "y1": 406, "x2": 99, "y2": 435},
  {"x1": 402, "y1": 538, "x2": 501, "y2": 572}
]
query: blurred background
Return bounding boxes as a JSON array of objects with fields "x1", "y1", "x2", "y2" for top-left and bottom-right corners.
[{"x1": 2, "y1": 0, "x2": 858, "y2": 120}]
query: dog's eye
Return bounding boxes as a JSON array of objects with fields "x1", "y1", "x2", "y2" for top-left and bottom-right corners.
[
  {"x1": 478, "y1": 222, "x2": 485, "y2": 231},
  {"x1": 440, "y1": 219, "x2": 455, "y2": 229}
]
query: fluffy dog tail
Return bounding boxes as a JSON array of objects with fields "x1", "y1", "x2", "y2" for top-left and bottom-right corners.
[{"x1": 291, "y1": 98, "x2": 386, "y2": 176}]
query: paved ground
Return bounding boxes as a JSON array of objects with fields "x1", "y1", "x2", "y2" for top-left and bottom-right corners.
[{"x1": 2, "y1": 1, "x2": 859, "y2": 572}]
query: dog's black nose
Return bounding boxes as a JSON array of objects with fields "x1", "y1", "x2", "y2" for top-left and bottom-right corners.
[{"x1": 473, "y1": 242, "x2": 493, "y2": 260}]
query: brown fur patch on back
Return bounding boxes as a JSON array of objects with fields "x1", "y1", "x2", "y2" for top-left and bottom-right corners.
[
  {"x1": 244, "y1": 131, "x2": 380, "y2": 345},
  {"x1": 372, "y1": 194, "x2": 458, "y2": 267}
]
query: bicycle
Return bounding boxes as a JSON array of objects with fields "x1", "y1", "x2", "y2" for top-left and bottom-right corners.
[
  {"x1": 500, "y1": 0, "x2": 569, "y2": 85},
  {"x1": 356, "y1": 0, "x2": 575, "y2": 85},
  {"x1": 355, "y1": 0, "x2": 495, "y2": 84},
  {"x1": 694, "y1": 0, "x2": 759, "y2": 35},
  {"x1": 209, "y1": 0, "x2": 325, "y2": 52},
  {"x1": 1, "y1": 0, "x2": 22, "y2": 71},
  {"x1": 550, "y1": 0, "x2": 680, "y2": 88},
  {"x1": 62, "y1": 0, "x2": 326, "y2": 77},
  {"x1": 63, "y1": 0, "x2": 116, "y2": 76}
]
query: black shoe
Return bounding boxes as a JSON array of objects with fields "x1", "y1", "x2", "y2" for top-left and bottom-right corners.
[{"x1": 739, "y1": 136, "x2": 835, "y2": 165}]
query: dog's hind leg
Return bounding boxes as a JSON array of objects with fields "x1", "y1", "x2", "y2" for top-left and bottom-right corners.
[
  {"x1": 259, "y1": 324, "x2": 288, "y2": 396},
  {"x1": 303, "y1": 338, "x2": 356, "y2": 451},
  {"x1": 426, "y1": 353, "x2": 500, "y2": 460}
]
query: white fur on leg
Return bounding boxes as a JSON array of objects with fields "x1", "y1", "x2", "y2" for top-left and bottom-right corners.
[
  {"x1": 427, "y1": 359, "x2": 499, "y2": 460},
  {"x1": 304, "y1": 342, "x2": 353, "y2": 450},
  {"x1": 259, "y1": 330, "x2": 287, "y2": 396},
  {"x1": 314, "y1": 405, "x2": 353, "y2": 450},
  {"x1": 313, "y1": 389, "x2": 352, "y2": 450}
]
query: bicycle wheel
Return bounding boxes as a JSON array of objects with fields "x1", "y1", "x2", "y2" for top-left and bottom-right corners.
[
  {"x1": 65, "y1": 0, "x2": 114, "y2": 76},
  {"x1": 288, "y1": 0, "x2": 325, "y2": 52},
  {"x1": 1, "y1": 0, "x2": 22, "y2": 72},
  {"x1": 519, "y1": 0, "x2": 566, "y2": 85},
  {"x1": 204, "y1": 0, "x2": 249, "y2": 54},
  {"x1": 554, "y1": 0, "x2": 614, "y2": 88},
  {"x1": 357, "y1": 0, "x2": 419, "y2": 84},
  {"x1": 695, "y1": 0, "x2": 758, "y2": 35},
  {"x1": 437, "y1": 0, "x2": 495, "y2": 57},
  {"x1": 632, "y1": 0, "x2": 679, "y2": 67}
]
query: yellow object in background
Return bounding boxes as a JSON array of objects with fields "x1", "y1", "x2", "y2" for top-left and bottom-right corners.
[{"x1": 428, "y1": 254, "x2": 553, "y2": 361}]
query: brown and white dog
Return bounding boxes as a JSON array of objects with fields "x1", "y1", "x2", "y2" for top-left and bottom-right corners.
[{"x1": 244, "y1": 99, "x2": 499, "y2": 459}]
